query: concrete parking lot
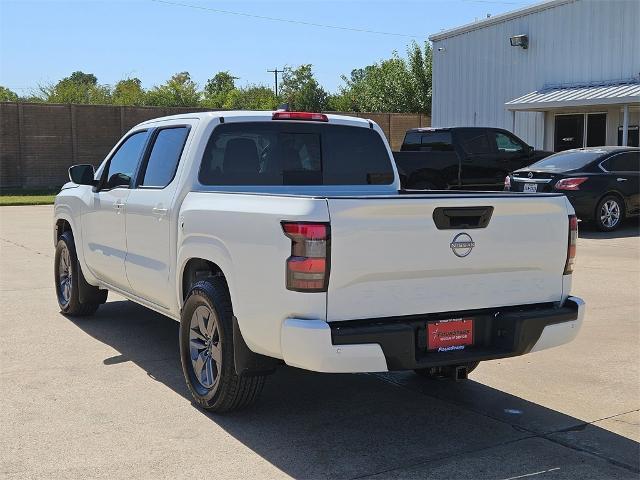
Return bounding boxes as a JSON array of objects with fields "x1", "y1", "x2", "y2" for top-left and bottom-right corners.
[{"x1": 1, "y1": 205, "x2": 638, "y2": 479}]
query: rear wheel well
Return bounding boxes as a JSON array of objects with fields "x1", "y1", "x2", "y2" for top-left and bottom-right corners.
[
  {"x1": 180, "y1": 258, "x2": 279, "y2": 379},
  {"x1": 181, "y1": 258, "x2": 226, "y2": 301}
]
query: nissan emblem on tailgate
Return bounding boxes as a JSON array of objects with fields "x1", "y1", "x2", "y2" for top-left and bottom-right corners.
[{"x1": 450, "y1": 233, "x2": 475, "y2": 258}]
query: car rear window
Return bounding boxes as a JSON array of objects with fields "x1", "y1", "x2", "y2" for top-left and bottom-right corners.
[
  {"x1": 199, "y1": 122, "x2": 394, "y2": 186},
  {"x1": 529, "y1": 150, "x2": 604, "y2": 172},
  {"x1": 402, "y1": 131, "x2": 453, "y2": 152}
]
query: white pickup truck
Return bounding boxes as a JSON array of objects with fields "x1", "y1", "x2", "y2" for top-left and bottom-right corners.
[{"x1": 54, "y1": 110, "x2": 585, "y2": 412}]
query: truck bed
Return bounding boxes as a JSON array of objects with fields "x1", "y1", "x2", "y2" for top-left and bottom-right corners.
[
  {"x1": 324, "y1": 192, "x2": 570, "y2": 321},
  {"x1": 181, "y1": 190, "x2": 572, "y2": 355}
]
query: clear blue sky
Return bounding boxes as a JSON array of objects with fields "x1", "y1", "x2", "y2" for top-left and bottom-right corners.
[{"x1": 0, "y1": 0, "x2": 531, "y2": 95}]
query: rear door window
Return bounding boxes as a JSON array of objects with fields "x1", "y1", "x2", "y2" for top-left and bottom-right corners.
[
  {"x1": 199, "y1": 122, "x2": 393, "y2": 186},
  {"x1": 457, "y1": 129, "x2": 492, "y2": 154},
  {"x1": 603, "y1": 152, "x2": 640, "y2": 172},
  {"x1": 419, "y1": 131, "x2": 453, "y2": 151},
  {"x1": 139, "y1": 127, "x2": 190, "y2": 188}
]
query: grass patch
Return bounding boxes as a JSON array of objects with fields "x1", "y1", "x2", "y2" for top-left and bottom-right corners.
[{"x1": 0, "y1": 188, "x2": 59, "y2": 206}]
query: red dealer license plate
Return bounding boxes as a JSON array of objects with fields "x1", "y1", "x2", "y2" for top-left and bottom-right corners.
[{"x1": 427, "y1": 318, "x2": 474, "y2": 352}]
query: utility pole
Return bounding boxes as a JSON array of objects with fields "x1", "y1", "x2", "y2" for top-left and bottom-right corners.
[{"x1": 267, "y1": 68, "x2": 283, "y2": 97}]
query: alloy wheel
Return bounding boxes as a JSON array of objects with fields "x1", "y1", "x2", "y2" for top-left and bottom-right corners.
[
  {"x1": 189, "y1": 305, "x2": 222, "y2": 391},
  {"x1": 600, "y1": 199, "x2": 621, "y2": 228}
]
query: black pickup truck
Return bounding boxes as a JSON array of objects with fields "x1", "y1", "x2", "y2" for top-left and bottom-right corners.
[{"x1": 393, "y1": 127, "x2": 553, "y2": 190}]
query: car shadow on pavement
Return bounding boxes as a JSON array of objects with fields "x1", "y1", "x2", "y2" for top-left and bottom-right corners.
[
  {"x1": 69, "y1": 300, "x2": 640, "y2": 479},
  {"x1": 578, "y1": 220, "x2": 640, "y2": 239}
]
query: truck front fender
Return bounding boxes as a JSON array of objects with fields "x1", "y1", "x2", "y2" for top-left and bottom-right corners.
[{"x1": 53, "y1": 204, "x2": 99, "y2": 286}]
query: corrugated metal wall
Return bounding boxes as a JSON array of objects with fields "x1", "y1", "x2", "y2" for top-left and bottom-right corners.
[{"x1": 431, "y1": 0, "x2": 640, "y2": 149}]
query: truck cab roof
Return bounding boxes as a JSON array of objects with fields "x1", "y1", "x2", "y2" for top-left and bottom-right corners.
[{"x1": 137, "y1": 110, "x2": 375, "y2": 129}]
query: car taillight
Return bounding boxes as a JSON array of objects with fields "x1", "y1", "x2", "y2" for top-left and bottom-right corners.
[
  {"x1": 555, "y1": 177, "x2": 588, "y2": 190},
  {"x1": 272, "y1": 111, "x2": 328, "y2": 122},
  {"x1": 564, "y1": 215, "x2": 578, "y2": 274},
  {"x1": 504, "y1": 175, "x2": 511, "y2": 190},
  {"x1": 282, "y1": 222, "x2": 330, "y2": 292}
]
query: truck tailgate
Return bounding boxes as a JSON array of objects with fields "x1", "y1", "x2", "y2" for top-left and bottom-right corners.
[{"x1": 326, "y1": 194, "x2": 570, "y2": 322}]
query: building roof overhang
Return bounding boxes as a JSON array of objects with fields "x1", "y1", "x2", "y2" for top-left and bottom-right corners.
[{"x1": 505, "y1": 81, "x2": 640, "y2": 112}]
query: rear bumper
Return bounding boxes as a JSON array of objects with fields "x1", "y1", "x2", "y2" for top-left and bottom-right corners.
[{"x1": 280, "y1": 297, "x2": 584, "y2": 373}]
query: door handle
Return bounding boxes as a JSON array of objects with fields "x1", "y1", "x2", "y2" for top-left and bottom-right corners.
[
  {"x1": 152, "y1": 207, "x2": 168, "y2": 216},
  {"x1": 113, "y1": 200, "x2": 124, "y2": 213},
  {"x1": 617, "y1": 178, "x2": 628, "y2": 182}
]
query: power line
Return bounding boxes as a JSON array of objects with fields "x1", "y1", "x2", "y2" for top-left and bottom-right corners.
[{"x1": 149, "y1": 0, "x2": 427, "y2": 38}]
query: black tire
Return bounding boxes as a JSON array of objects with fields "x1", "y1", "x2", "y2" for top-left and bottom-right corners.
[
  {"x1": 180, "y1": 277, "x2": 265, "y2": 412},
  {"x1": 414, "y1": 361, "x2": 480, "y2": 379},
  {"x1": 595, "y1": 194, "x2": 625, "y2": 231},
  {"x1": 54, "y1": 231, "x2": 106, "y2": 316}
]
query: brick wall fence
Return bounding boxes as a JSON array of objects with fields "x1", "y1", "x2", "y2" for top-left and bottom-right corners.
[{"x1": 0, "y1": 102, "x2": 430, "y2": 189}]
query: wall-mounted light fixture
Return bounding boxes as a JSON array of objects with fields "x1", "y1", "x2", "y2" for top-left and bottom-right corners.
[{"x1": 509, "y1": 34, "x2": 528, "y2": 49}]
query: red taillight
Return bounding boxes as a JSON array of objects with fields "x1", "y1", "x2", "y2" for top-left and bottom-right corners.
[
  {"x1": 282, "y1": 222, "x2": 330, "y2": 292},
  {"x1": 555, "y1": 177, "x2": 588, "y2": 191},
  {"x1": 272, "y1": 111, "x2": 328, "y2": 122},
  {"x1": 504, "y1": 175, "x2": 511, "y2": 191},
  {"x1": 564, "y1": 215, "x2": 578, "y2": 274}
]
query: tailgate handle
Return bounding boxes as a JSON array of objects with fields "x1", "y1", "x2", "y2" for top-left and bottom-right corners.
[{"x1": 432, "y1": 206, "x2": 494, "y2": 230}]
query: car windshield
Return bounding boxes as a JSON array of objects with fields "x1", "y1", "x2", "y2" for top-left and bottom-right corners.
[{"x1": 526, "y1": 150, "x2": 604, "y2": 172}]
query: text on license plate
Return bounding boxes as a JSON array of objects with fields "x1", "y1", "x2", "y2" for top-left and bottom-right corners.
[
  {"x1": 427, "y1": 318, "x2": 474, "y2": 352},
  {"x1": 523, "y1": 183, "x2": 538, "y2": 192}
]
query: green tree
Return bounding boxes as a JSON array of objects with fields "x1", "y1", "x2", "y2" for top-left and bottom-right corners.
[
  {"x1": 406, "y1": 41, "x2": 433, "y2": 113},
  {"x1": 39, "y1": 70, "x2": 111, "y2": 104},
  {"x1": 112, "y1": 78, "x2": 146, "y2": 106},
  {"x1": 280, "y1": 64, "x2": 328, "y2": 112},
  {"x1": 67, "y1": 71, "x2": 98, "y2": 86},
  {"x1": 223, "y1": 85, "x2": 277, "y2": 110},
  {"x1": 337, "y1": 42, "x2": 432, "y2": 114},
  {"x1": 145, "y1": 72, "x2": 201, "y2": 107},
  {"x1": 340, "y1": 56, "x2": 413, "y2": 113},
  {"x1": 326, "y1": 93, "x2": 353, "y2": 112},
  {"x1": 0, "y1": 86, "x2": 19, "y2": 102},
  {"x1": 203, "y1": 71, "x2": 237, "y2": 108}
]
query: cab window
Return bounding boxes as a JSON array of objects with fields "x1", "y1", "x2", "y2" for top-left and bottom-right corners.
[
  {"x1": 199, "y1": 122, "x2": 393, "y2": 186},
  {"x1": 458, "y1": 130, "x2": 492, "y2": 155},
  {"x1": 102, "y1": 131, "x2": 148, "y2": 189},
  {"x1": 494, "y1": 132, "x2": 525, "y2": 153},
  {"x1": 402, "y1": 131, "x2": 453, "y2": 152},
  {"x1": 139, "y1": 127, "x2": 190, "y2": 188}
]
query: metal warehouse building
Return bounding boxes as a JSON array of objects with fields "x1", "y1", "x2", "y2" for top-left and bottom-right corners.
[{"x1": 429, "y1": 0, "x2": 640, "y2": 152}]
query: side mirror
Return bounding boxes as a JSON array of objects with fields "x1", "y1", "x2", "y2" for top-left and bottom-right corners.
[
  {"x1": 68, "y1": 164, "x2": 96, "y2": 186},
  {"x1": 527, "y1": 145, "x2": 534, "y2": 153}
]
